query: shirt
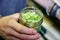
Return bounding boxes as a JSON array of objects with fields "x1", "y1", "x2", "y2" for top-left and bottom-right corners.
[{"x1": 0, "y1": 0, "x2": 26, "y2": 17}]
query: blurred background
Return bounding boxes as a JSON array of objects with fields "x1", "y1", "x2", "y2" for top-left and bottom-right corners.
[{"x1": 26, "y1": 0, "x2": 60, "y2": 40}]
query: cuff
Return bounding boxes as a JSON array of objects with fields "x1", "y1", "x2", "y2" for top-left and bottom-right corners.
[{"x1": 52, "y1": 5, "x2": 60, "y2": 17}]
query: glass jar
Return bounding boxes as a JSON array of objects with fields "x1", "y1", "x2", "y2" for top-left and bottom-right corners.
[{"x1": 19, "y1": 7, "x2": 43, "y2": 30}]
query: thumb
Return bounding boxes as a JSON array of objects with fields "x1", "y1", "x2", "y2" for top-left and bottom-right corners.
[{"x1": 10, "y1": 13, "x2": 20, "y2": 21}]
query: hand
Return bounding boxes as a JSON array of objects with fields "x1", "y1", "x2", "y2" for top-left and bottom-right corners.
[{"x1": 0, "y1": 13, "x2": 40, "y2": 40}]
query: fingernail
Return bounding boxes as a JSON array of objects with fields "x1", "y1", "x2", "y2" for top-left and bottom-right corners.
[
  {"x1": 37, "y1": 33, "x2": 41, "y2": 38},
  {"x1": 33, "y1": 30, "x2": 37, "y2": 33},
  {"x1": 30, "y1": 28, "x2": 37, "y2": 34},
  {"x1": 39, "y1": 34, "x2": 41, "y2": 38}
]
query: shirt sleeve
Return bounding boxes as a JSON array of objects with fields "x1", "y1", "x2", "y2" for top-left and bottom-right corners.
[{"x1": 0, "y1": 0, "x2": 26, "y2": 17}]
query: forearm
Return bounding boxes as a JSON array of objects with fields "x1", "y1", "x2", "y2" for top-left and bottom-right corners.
[
  {"x1": 34, "y1": 0, "x2": 60, "y2": 20},
  {"x1": 34, "y1": 0, "x2": 55, "y2": 9},
  {"x1": 34, "y1": 0, "x2": 55, "y2": 16}
]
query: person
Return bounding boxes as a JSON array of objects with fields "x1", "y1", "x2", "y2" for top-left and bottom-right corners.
[
  {"x1": 0, "y1": 0, "x2": 40, "y2": 40},
  {"x1": 34, "y1": 0, "x2": 60, "y2": 20}
]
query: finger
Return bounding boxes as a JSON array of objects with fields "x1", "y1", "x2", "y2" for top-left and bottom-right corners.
[
  {"x1": 24, "y1": 39, "x2": 40, "y2": 40},
  {"x1": 19, "y1": 28, "x2": 37, "y2": 35},
  {"x1": 5, "y1": 27, "x2": 40, "y2": 40},
  {"x1": 7, "y1": 36, "x2": 20, "y2": 40},
  {"x1": 17, "y1": 33, "x2": 40, "y2": 40},
  {"x1": 22, "y1": 39, "x2": 39, "y2": 40},
  {"x1": 8, "y1": 20, "x2": 37, "y2": 34},
  {"x1": 4, "y1": 27, "x2": 20, "y2": 40}
]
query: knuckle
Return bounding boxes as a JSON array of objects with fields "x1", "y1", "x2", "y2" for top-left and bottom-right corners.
[
  {"x1": 6, "y1": 30, "x2": 11, "y2": 35},
  {"x1": 6, "y1": 28, "x2": 12, "y2": 35}
]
